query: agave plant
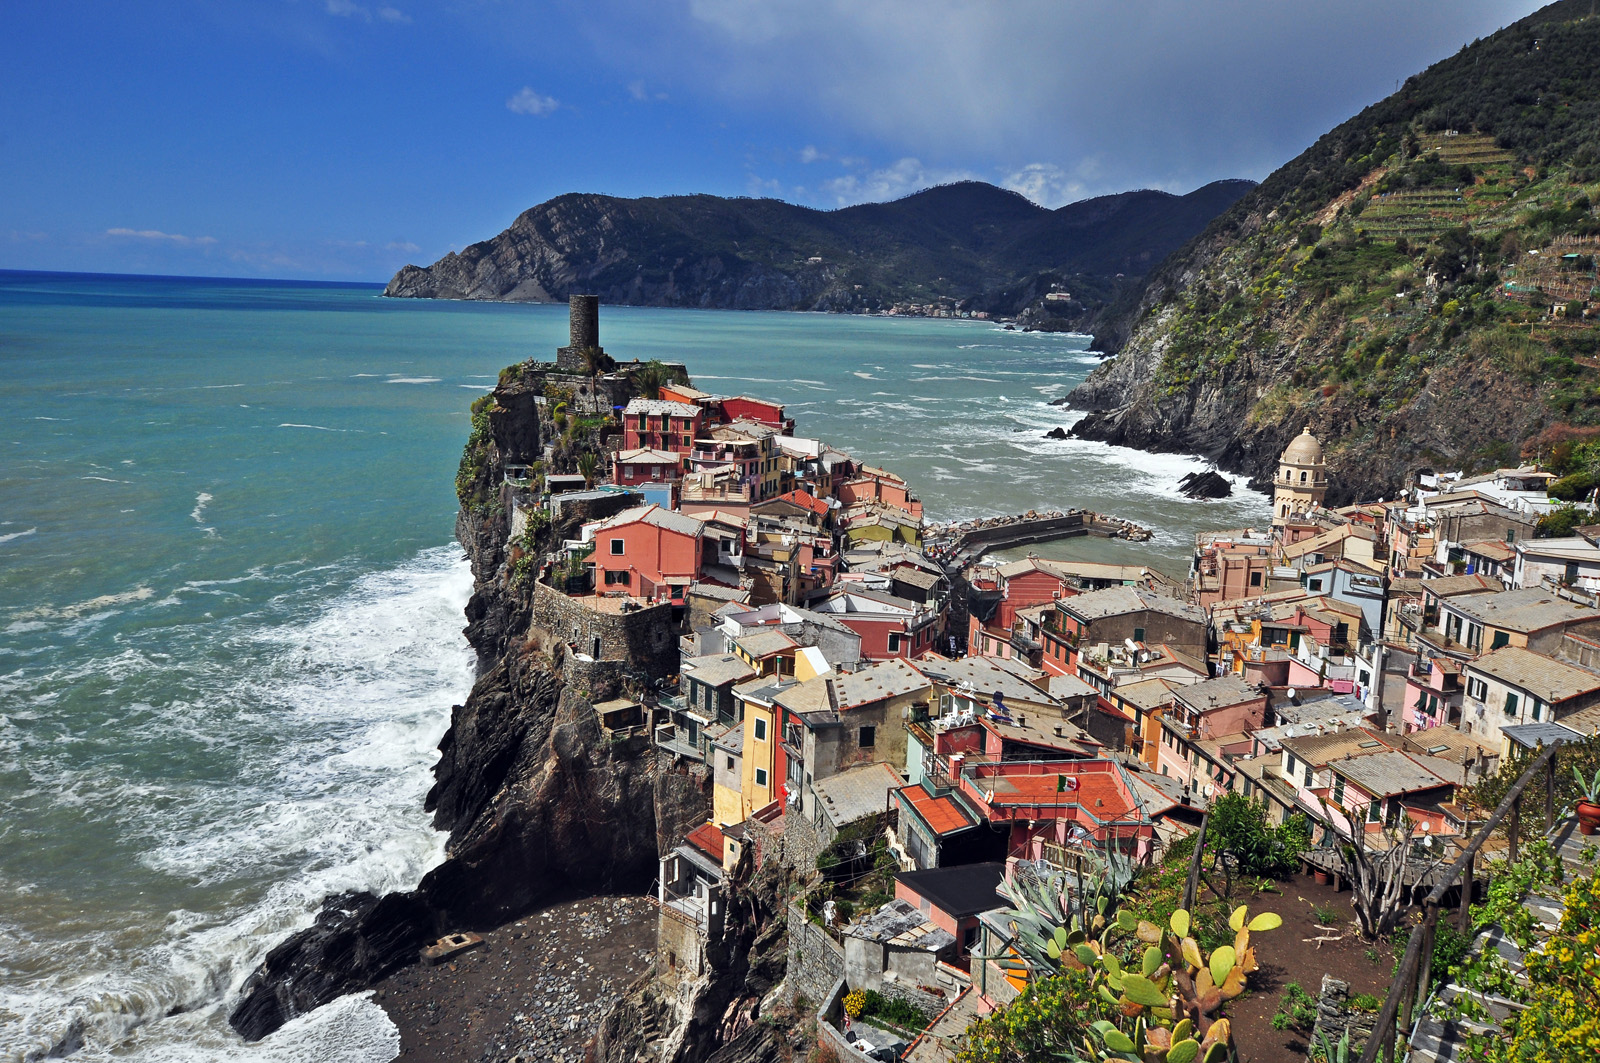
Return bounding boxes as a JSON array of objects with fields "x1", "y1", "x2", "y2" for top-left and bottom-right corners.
[
  {"x1": 1314, "y1": 1026, "x2": 1352, "y2": 1063},
  {"x1": 1574, "y1": 766, "x2": 1600, "y2": 804}
]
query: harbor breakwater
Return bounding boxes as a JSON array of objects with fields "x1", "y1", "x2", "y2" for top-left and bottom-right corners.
[{"x1": 925, "y1": 508, "x2": 1153, "y2": 568}]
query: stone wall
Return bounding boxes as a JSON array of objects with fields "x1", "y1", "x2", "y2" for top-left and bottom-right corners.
[
  {"x1": 783, "y1": 808, "x2": 826, "y2": 875},
  {"x1": 1308, "y1": 975, "x2": 1378, "y2": 1056},
  {"x1": 786, "y1": 903, "x2": 846, "y2": 1010},
  {"x1": 530, "y1": 582, "x2": 679, "y2": 680}
]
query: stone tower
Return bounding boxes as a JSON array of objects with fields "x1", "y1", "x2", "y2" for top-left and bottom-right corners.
[
  {"x1": 556, "y1": 294, "x2": 603, "y2": 370},
  {"x1": 1273, "y1": 426, "x2": 1328, "y2": 526}
]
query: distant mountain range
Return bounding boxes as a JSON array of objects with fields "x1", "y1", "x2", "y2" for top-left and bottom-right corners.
[{"x1": 382, "y1": 180, "x2": 1255, "y2": 323}]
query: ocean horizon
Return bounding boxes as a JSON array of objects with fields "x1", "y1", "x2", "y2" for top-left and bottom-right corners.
[{"x1": 0, "y1": 270, "x2": 1267, "y2": 1062}]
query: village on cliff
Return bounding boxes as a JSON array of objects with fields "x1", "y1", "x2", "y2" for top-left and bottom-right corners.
[{"x1": 488, "y1": 299, "x2": 1594, "y2": 1063}]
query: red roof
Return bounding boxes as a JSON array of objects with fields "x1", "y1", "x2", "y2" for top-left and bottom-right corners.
[
  {"x1": 685, "y1": 822, "x2": 725, "y2": 862},
  {"x1": 777, "y1": 489, "x2": 829, "y2": 517},
  {"x1": 898, "y1": 784, "x2": 977, "y2": 836}
]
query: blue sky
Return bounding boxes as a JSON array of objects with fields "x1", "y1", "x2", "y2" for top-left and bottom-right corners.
[{"x1": 0, "y1": 0, "x2": 1546, "y2": 281}]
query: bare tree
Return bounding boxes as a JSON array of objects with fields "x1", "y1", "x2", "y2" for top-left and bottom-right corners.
[{"x1": 1336, "y1": 812, "x2": 1447, "y2": 939}]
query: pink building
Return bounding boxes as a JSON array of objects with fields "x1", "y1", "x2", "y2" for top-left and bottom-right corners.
[
  {"x1": 589, "y1": 505, "x2": 704, "y2": 601},
  {"x1": 622, "y1": 398, "x2": 704, "y2": 456},
  {"x1": 611, "y1": 447, "x2": 683, "y2": 488}
]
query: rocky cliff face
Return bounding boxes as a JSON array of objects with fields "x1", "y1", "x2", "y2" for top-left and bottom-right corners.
[
  {"x1": 229, "y1": 362, "x2": 710, "y2": 1041},
  {"x1": 1068, "y1": 2, "x2": 1600, "y2": 502}
]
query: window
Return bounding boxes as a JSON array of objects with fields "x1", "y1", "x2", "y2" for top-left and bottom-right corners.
[
  {"x1": 753, "y1": 717, "x2": 768, "y2": 741},
  {"x1": 754, "y1": 768, "x2": 769, "y2": 787},
  {"x1": 888, "y1": 632, "x2": 902, "y2": 653},
  {"x1": 1300, "y1": 471, "x2": 1307, "y2": 482},
  {"x1": 604, "y1": 569, "x2": 631, "y2": 585},
  {"x1": 859, "y1": 726, "x2": 876, "y2": 748},
  {"x1": 1467, "y1": 677, "x2": 1488, "y2": 700},
  {"x1": 1308, "y1": 578, "x2": 1323, "y2": 592},
  {"x1": 726, "y1": 756, "x2": 735, "y2": 770},
  {"x1": 1250, "y1": 572, "x2": 1263, "y2": 587},
  {"x1": 1531, "y1": 699, "x2": 1543, "y2": 721},
  {"x1": 1332, "y1": 777, "x2": 1345, "y2": 804},
  {"x1": 1504, "y1": 692, "x2": 1519, "y2": 717},
  {"x1": 1368, "y1": 799, "x2": 1382, "y2": 823},
  {"x1": 1132, "y1": 627, "x2": 1146, "y2": 644},
  {"x1": 1286, "y1": 754, "x2": 1297, "y2": 776},
  {"x1": 609, "y1": 537, "x2": 624, "y2": 555},
  {"x1": 1490, "y1": 630, "x2": 1509, "y2": 650},
  {"x1": 1303, "y1": 763, "x2": 1313, "y2": 787}
]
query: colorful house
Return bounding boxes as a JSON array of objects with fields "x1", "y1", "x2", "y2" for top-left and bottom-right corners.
[{"x1": 589, "y1": 504, "x2": 704, "y2": 600}]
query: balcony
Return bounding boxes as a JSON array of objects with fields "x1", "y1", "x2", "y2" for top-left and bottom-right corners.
[{"x1": 654, "y1": 722, "x2": 707, "y2": 762}]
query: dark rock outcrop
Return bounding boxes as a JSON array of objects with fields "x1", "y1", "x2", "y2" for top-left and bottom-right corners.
[
  {"x1": 1178, "y1": 470, "x2": 1232, "y2": 499},
  {"x1": 1043, "y1": 426, "x2": 1069, "y2": 440}
]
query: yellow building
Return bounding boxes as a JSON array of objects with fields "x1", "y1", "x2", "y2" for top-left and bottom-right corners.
[{"x1": 1272, "y1": 426, "x2": 1328, "y2": 527}]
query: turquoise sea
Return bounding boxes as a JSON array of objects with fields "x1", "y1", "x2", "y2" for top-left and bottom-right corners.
[{"x1": 0, "y1": 271, "x2": 1267, "y2": 1062}]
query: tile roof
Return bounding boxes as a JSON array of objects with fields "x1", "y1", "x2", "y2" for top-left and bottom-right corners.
[
  {"x1": 1113, "y1": 677, "x2": 1180, "y2": 712},
  {"x1": 614, "y1": 447, "x2": 682, "y2": 463},
  {"x1": 1172, "y1": 675, "x2": 1266, "y2": 714},
  {"x1": 1465, "y1": 646, "x2": 1600, "y2": 703},
  {"x1": 1448, "y1": 587, "x2": 1600, "y2": 633},
  {"x1": 623, "y1": 397, "x2": 702, "y2": 418},
  {"x1": 1500, "y1": 721, "x2": 1584, "y2": 750},
  {"x1": 912, "y1": 655, "x2": 1056, "y2": 706},
  {"x1": 897, "y1": 783, "x2": 979, "y2": 837},
  {"x1": 812, "y1": 762, "x2": 904, "y2": 828},
  {"x1": 1420, "y1": 573, "x2": 1504, "y2": 598},
  {"x1": 734, "y1": 629, "x2": 799, "y2": 658},
  {"x1": 685, "y1": 822, "x2": 725, "y2": 863},
  {"x1": 833, "y1": 658, "x2": 931, "y2": 709},
  {"x1": 595, "y1": 503, "x2": 704, "y2": 537},
  {"x1": 1329, "y1": 750, "x2": 1455, "y2": 797},
  {"x1": 1058, "y1": 586, "x2": 1203, "y2": 625},
  {"x1": 773, "y1": 489, "x2": 830, "y2": 516},
  {"x1": 682, "y1": 653, "x2": 758, "y2": 688},
  {"x1": 1279, "y1": 727, "x2": 1406, "y2": 766}
]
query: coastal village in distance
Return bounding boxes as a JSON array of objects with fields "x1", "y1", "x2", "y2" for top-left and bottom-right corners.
[{"x1": 427, "y1": 295, "x2": 1599, "y2": 1063}]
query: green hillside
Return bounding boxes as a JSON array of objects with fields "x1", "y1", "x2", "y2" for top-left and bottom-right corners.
[
  {"x1": 1072, "y1": 0, "x2": 1600, "y2": 502},
  {"x1": 384, "y1": 179, "x2": 1252, "y2": 321}
]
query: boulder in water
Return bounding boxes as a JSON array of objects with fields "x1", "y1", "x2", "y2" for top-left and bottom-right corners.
[
  {"x1": 1178, "y1": 470, "x2": 1232, "y2": 499},
  {"x1": 1043, "y1": 426, "x2": 1069, "y2": 440}
]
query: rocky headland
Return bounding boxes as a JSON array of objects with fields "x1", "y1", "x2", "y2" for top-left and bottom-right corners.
[
  {"x1": 228, "y1": 363, "x2": 710, "y2": 1045},
  {"x1": 381, "y1": 180, "x2": 1253, "y2": 323}
]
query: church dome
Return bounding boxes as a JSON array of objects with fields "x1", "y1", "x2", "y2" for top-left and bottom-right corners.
[{"x1": 1281, "y1": 426, "x2": 1323, "y2": 466}]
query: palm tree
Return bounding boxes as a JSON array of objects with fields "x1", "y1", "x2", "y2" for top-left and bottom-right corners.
[
  {"x1": 579, "y1": 346, "x2": 614, "y2": 412},
  {"x1": 632, "y1": 360, "x2": 670, "y2": 400},
  {"x1": 577, "y1": 451, "x2": 600, "y2": 489}
]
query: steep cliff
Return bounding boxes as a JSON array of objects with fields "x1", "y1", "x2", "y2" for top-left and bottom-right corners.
[
  {"x1": 1070, "y1": 0, "x2": 1600, "y2": 502},
  {"x1": 382, "y1": 180, "x2": 1253, "y2": 318},
  {"x1": 229, "y1": 362, "x2": 709, "y2": 1041}
]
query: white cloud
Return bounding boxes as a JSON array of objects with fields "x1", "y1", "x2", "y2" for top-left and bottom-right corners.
[
  {"x1": 325, "y1": 0, "x2": 369, "y2": 19},
  {"x1": 506, "y1": 87, "x2": 560, "y2": 116},
  {"x1": 819, "y1": 157, "x2": 979, "y2": 207},
  {"x1": 798, "y1": 145, "x2": 824, "y2": 164},
  {"x1": 386, "y1": 240, "x2": 421, "y2": 253},
  {"x1": 997, "y1": 163, "x2": 1113, "y2": 208},
  {"x1": 583, "y1": 0, "x2": 1543, "y2": 200},
  {"x1": 377, "y1": 6, "x2": 410, "y2": 23},
  {"x1": 106, "y1": 228, "x2": 217, "y2": 246}
]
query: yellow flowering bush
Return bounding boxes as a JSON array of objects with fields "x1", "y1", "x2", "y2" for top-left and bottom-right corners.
[
  {"x1": 842, "y1": 989, "x2": 866, "y2": 1019},
  {"x1": 1480, "y1": 868, "x2": 1600, "y2": 1061}
]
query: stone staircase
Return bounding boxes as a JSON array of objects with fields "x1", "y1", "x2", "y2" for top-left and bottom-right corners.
[{"x1": 1405, "y1": 819, "x2": 1589, "y2": 1063}]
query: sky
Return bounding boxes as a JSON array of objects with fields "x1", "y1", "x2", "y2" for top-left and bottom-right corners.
[{"x1": 0, "y1": 0, "x2": 1550, "y2": 282}]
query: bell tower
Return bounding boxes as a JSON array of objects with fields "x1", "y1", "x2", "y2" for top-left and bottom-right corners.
[{"x1": 1273, "y1": 426, "x2": 1328, "y2": 526}]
